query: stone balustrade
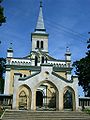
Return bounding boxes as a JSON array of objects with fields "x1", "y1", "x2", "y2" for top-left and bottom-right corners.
[
  {"x1": 6, "y1": 59, "x2": 31, "y2": 66},
  {"x1": 6, "y1": 59, "x2": 71, "y2": 68},
  {"x1": 79, "y1": 97, "x2": 90, "y2": 109},
  {"x1": 47, "y1": 61, "x2": 71, "y2": 68}
]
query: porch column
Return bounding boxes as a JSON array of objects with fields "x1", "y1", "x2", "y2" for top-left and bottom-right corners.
[
  {"x1": 75, "y1": 91, "x2": 79, "y2": 111},
  {"x1": 56, "y1": 91, "x2": 59, "y2": 110},
  {"x1": 31, "y1": 90, "x2": 36, "y2": 110},
  {"x1": 58, "y1": 91, "x2": 63, "y2": 111},
  {"x1": 12, "y1": 73, "x2": 20, "y2": 109},
  {"x1": 12, "y1": 91, "x2": 17, "y2": 109}
]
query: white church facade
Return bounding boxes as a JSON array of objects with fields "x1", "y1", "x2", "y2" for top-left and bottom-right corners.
[{"x1": 4, "y1": 1, "x2": 79, "y2": 111}]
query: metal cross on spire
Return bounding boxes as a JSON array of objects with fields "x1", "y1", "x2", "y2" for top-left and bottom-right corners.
[
  {"x1": 40, "y1": 0, "x2": 42, "y2": 7},
  {"x1": 9, "y1": 42, "x2": 13, "y2": 49}
]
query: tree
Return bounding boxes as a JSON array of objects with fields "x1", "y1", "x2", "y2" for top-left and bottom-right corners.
[
  {"x1": 0, "y1": 0, "x2": 6, "y2": 93},
  {"x1": 0, "y1": 0, "x2": 6, "y2": 94},
  {"x1": 73, "y1": 39, "x2": 90, "y2": 97},
  {"x1": 0, "y1": 58, "x2": 5, "y2": 93},
  {"x1": 0, "y1": 0, "x2": 6, "y2": 26}
]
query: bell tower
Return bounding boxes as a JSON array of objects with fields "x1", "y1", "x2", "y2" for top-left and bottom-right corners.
[{"x1": 31, "y1": 0, "x2": 49, "y2": 53}]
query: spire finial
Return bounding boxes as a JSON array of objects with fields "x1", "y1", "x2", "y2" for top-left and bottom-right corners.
[
  {"x1": 10, "y1": 42, "x2": 12, "y2": 48},
  {"x1": 40, "y1": 0, "x2": 42, "y2": 7},
  {"x1": 66, "y1": 46, "x2": 70, "y2": 52}
]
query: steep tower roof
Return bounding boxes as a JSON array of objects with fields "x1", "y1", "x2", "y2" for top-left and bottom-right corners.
[
  {"x1": 35, "y1": 0, "x2": 46, "y2": 33},
  {"x1": 31, "y1": 0, "x2": 48, "y2": 53}
]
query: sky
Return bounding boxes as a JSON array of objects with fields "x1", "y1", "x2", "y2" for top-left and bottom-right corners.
[{"x1": 0, "y1": 0, "x2": 90, "y2": 96}]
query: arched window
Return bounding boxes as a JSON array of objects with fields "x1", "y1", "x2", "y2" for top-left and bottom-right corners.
[
  {"x1": 37, "y1": 41, "x2": 39, "y2": 48},
  {"x1": 41, "y1": 41, "x2": 43, "y2": 49},
  {"x1": 42, "y1": 56, "x2": 44, "y2": 63},
  {"x1": 20, "y1": 74, "x2": 22, "y2": 77},
  {"x1": 24, "y1": 75, "x2": 26, "y2": 77},
  {"x1": 35, "y1": 56, "x2": 38, "y2": 66}
]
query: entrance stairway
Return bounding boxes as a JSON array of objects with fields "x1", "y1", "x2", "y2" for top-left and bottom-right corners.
[{"x1": 1, "y1": 110, "x2": 90, "y2": 120}]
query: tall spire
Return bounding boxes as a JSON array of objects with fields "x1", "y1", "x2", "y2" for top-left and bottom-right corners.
[{"x1": 35, "y1": 0, "x2": 46, "y2": 32}]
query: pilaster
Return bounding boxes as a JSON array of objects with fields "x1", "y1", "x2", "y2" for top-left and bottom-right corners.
[
  {"x1": 31, "y1": 90, "x2": 36, "y2": 110},
  {"x1": 4, "y1": 68, "x2": 11, "y2": 94},
  {"x1": 58, "y1": 91, "x2": 63, "y2": 110}
]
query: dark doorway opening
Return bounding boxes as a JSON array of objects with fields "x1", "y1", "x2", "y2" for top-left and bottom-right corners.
[
  {"x1": 36, "y1": 91, "x2": 43, "y2": 107},
  {"x1": 64, "y1": 90, "x2": 73, "y2": 110}
]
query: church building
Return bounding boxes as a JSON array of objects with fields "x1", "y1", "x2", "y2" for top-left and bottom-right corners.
[{"x1": 4, "y1": 1, "x2": 79, "y2": 111}]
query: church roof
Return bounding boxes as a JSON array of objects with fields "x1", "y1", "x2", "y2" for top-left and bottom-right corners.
[{"x1": 34, "y1": 0, "x2": 46, "y2": 34}]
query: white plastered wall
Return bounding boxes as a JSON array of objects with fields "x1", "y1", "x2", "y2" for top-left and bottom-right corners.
[
  {"x1": 4, "y1": 69, "x2": 11, "y2": 95},
  {"x1": 12, "y1": 65, "x2": 79, "y2": 111}
]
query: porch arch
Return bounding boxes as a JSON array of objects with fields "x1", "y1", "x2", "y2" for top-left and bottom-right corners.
[
  {"x1": 35, "y1": 80, "x2": 59, "y2": 110},
  {"x1": 17, "y1": 84, "x2": 32, "y2": 110},
  {"x1": 63, "y1": 86, "x2": 76, "y2": 111}
]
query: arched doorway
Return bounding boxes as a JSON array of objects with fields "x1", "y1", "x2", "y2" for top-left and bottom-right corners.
[
  {"x1": 36, "y1": 91, "x2": 43, "y2": 107},
  {"x1": 19, "y1": 91, "x2": 27, "y2": 110},
  {"x1": 18, "y1": 85, "x2": 31, "y2": 110},
  {"x1": 63, "y1": 87, "x2": 75, "y2": 111},
  {"x1": 64, "y1": 90, "x2": 72, "y2": 109},
  {"x1": 35, "y1": 80, "x2": 59, "y2": 111}
]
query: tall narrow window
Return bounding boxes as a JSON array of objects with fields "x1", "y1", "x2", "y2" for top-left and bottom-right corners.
[
  {"x1": 37, "y1": 41, "x2": 39, "y2": 48},
  {"x1": 46, "y1": 57, "x2": 47, "y2": 63},
  {"x1": 41, "y1": 41, "x2": 43, "y2": 49},
  {"x1": 42, "y1": 56, "x2": 44, "y2": 63},
  {"x1": 35, "y1": 56, "x2": 38, "y2": 66}
]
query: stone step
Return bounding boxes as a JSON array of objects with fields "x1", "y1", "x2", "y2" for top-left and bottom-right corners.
[
  {"x1": 4, "y1": 111, "x2": 89, "y2": 115},
  {"x1": 1, "y1": 110, "x2": 90, "y2": 120},
  {"x1": 3, "y1": 117, "x2": 90, "y2": 119}
]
